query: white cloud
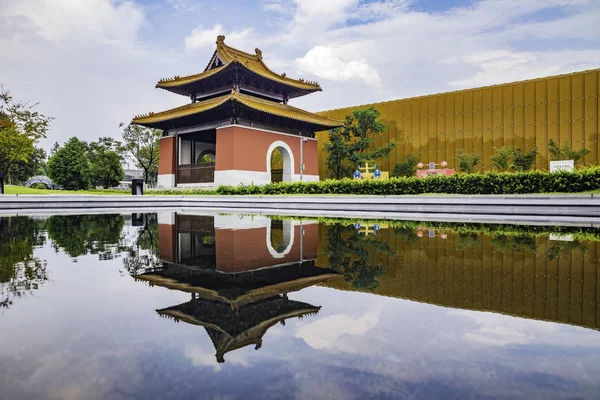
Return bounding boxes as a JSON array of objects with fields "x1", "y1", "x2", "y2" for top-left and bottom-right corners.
[
  {"x1": 0, "y1": 0, "x2": 144, "y2": 46},
  {"x1": 295, "y1": 309, "x2": 380, "y2": 351},
  {"x1": 296, "y1": 46, "x2": 382, "y2": 86},
  {"x1": 184, "y1": 24, "x2": 256, "y2": 52}
]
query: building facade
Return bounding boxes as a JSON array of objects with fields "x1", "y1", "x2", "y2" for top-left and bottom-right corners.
[
  {"x1": 132, "y1": 36, "x2": 342, "y2": 188},
  {"x1": 318, "y1": 69, "x2": 600, "y2": 176}
]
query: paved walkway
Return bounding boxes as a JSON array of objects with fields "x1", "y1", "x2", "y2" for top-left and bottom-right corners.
[{"x1": 1, "y1": 194, "x2": 599, "y2": 227}]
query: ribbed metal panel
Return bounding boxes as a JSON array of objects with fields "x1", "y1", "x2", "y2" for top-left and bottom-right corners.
[{"x1": 317, "y1": 69, "x2": 600, "y2": 177}]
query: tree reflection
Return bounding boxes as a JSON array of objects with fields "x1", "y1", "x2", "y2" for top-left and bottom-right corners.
[
  {"x1": 324, "y1": 224, "x2": 394, "y2": 291},
  {"x1": 0, "y1": 217, "x2": 48, "y2": 309},
  {"x1": 122, "y1": 213, "x2": 161, "y2": 275},
  {"x1": 46, "y1": 214, "x2": 125, "y2": 258}
]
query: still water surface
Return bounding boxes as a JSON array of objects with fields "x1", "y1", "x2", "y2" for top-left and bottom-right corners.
[{"x1": 1, "y1": 212, "x2": 599, "y2": 400}]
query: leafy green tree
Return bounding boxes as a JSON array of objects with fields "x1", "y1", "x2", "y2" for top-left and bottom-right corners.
[
  {"x1": 47, "y1": 137, "x2": 91, "y2": 190},
  {"x1": 0, "y1": 88, "x2": 52, "y2": 140},
  {"x1": 491, "y1": 145, "x2": 537, "y2": 172},
  {"x1": 324, "y1": 128, "x2": 352, "y2": 179},
  {"x1": 0, "y1": 87, "x2": 52, "y2": 184},
  {"x1": 325, "y1": 108, "x2": 397, "y2": 179},
  {"x1": 0, "y1": 126, "x2": 35, "y2": 184},
  {"x1": 513, "y1": 146, "x2": 538, "y2": 171},
  {"x1": 88, "y1": 137, "x2": 125, "y2": 189},
  {"x1": 456, "y1": 150, "x2": 481, "y2": 174},
  {"x1": 392, "y1": 154, "x2": 419, "y2": 177},
  {"x1": 548, "y1": 139, "x2": 590, "y2": 165},
  {"x1": 121, "y1": 123, "x2": 161, "y2": 184},
  {"x1": 10, "y1": 147, "x2": 47, "y2": 184}
]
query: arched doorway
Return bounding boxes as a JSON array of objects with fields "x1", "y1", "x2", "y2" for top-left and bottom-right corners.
[{"x1": 266, "y1": 141, "x2": 294, "y2": 183}]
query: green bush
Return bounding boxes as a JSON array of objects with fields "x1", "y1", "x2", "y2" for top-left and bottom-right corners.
[
  {"x1": 215, "y1": 167, "x2": 600, "y2": 196},
  {"x1": 392, "y1": 154, "x2": 419, "y2": 177}
]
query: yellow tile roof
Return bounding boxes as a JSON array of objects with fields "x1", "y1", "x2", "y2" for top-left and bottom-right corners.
[
  {"x1": 132, "y1": 91, "x2": 343, "y2": 128},
  {"x1": 156, "y1": 35, "x2": 321, "y2": 92}
]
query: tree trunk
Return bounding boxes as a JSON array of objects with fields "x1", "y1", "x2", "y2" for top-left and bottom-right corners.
[
  {"x1": 144, "y1": 168, "x2": 149, "y2": 184},
  {"x1": 7, "y1": 168, "x2": 11, "y2": 185}
]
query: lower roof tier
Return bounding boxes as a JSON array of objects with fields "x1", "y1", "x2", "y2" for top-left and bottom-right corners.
[{"x1": 132, "y1": 91, "x2": 343, "y2": 133}]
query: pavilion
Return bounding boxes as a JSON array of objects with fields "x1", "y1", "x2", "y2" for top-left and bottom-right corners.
[{"x1": 132, "y1": 35, "x2": 343, "y2": 188}]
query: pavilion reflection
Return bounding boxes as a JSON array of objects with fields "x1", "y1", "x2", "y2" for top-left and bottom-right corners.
[{"x1": 134, "y1": 212, "x2": 340, "y2": 363}]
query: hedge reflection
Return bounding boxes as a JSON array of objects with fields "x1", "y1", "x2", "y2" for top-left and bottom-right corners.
[{"x1": 0, "y1": 217, "x2": 48, "y2": 309}]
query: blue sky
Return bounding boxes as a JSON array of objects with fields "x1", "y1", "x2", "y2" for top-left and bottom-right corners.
[{"x1": 0, "y1": 0, "x2": 599, "y2": 149}]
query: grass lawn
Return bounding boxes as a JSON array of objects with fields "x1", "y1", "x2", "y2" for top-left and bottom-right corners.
[
  {"x1": 4, "y1": 185, "x2": 600, "y2": 196},
  {"x1": 4, "y1": 186, "x2": 129, "y2": 195}
]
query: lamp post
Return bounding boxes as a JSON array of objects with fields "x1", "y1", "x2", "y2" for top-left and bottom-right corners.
[{"x1": 299, "y1": 137, "x2": 308, "y2": 181}]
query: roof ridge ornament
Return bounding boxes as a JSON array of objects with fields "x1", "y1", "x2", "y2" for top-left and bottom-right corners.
[
  {"x1": 216, "y1": 35, "x2": 225, "y2": 45},
  {"x1": 255, "y1": 48, "x2": 263, "y2": 60}
]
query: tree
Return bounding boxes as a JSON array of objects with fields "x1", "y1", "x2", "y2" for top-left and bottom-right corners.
[
  {"x1": 0, "y1": 127, "x2": 35, "y2": 184},
  {"x1": 88, "y1": 137, "x2": 125, "y2": 189},
  {"x1": 548, "y1": 139, "x2": 590, "y2": 165},
  {"x1": 324, "y1": 128, "x2": 352, "y2": 179},
  {"x1": 0, "y1": 87, "x2": 52, "y2": 140},
  {"x1": 324, "y1": 108, "x2": 397, "y2": 179},
  {"x1": 491, "y1": 146, "x2": 537, "y2": 172},
  {"x1": 392, "y1": 154, "x2": 419, "y2": 177},
  {"x1": 47, "y1": 137, "x2": 90, "y2": 190},
  {"x1": 10, "y1": 147, "x2": 47, "y2": 184},
  {"x1": 120, "y1": 123, "x2": 161, "y2": 184},
  {"x1": 456, "y1": 150, "x2": 481, "y2": 174},
  {"x1": 0, "y1": 87, "x2": 52, "y2": 183}
]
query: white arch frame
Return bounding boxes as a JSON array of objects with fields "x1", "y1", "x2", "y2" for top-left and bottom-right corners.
[
  {"x1": 266, "y1": 140, "x2": 295, "y2": 183},
  {"x1": 266, "y1": 220, "x2": 295, "y2": 258}
]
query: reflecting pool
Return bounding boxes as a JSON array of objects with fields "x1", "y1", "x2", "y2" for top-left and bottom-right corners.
[{"x1": 1, "y1": 212, "x2": 599, "y2": 400}]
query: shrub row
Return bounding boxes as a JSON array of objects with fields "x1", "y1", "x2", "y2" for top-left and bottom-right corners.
[{"x1": 216, "y1": 167, "x2": 600, "y2": 196}]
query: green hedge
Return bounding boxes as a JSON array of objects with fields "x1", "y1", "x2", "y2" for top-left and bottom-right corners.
[{"x1": 216, "y1": 167, "x2": 600, "y2": 195}]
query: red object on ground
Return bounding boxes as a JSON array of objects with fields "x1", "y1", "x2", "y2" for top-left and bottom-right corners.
[{"x1": 416, "y1": 168, "x2": 455, "y2": 179}]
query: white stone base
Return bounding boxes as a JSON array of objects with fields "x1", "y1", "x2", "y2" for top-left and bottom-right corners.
[
  {"x1": 214, "y1": 170, "x2": 319, "y2": 186},
  {"x1": 157, "y1": 174, "x2": 175, "y2": 189}
]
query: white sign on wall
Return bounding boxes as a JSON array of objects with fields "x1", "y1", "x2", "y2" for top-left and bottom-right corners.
[{"x1": 550, "y1": 160, "x2": 574, "y2": 173}]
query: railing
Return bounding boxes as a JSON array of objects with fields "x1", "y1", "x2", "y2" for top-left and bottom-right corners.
[{"x1": 177, "y1": 162, "x2": 215, "y2": 184}]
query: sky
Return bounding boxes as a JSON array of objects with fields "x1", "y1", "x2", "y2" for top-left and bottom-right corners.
[{"x1": 1, "y1": 0, "x2": 599, "y2": 150}]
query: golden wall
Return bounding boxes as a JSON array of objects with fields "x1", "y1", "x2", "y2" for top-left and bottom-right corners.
[
  {"x1": 318, "y1": 226, "x2": 600, "y2": 331},
  {"x1": 317, "y1": 69, "x2": 600, "y2": 176}
]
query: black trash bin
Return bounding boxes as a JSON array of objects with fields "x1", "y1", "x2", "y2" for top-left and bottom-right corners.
[{"x1": 131, "y1": 179, "x2": 144, "y2": 196}]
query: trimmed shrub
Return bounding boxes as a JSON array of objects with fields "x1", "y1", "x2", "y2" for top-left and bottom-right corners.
[{"x1": 215, "y1": 167, "x2": 600, "y2": 196}]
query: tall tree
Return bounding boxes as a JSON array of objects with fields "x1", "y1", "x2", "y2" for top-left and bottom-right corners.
[
  {"x1": 0, "y1": 127, "x2": 35, "y2": 184},
  {"x1": 120, "y1": 123, "x2": 161, "y2": 184},
  {"x1": 0, "y1": 88, "x2": 52, "y2": 140},
  {"x1": 0, "y1": 87, "x2": 52, "y2": 183},
  {"x1": 47, "y1": 137, "x2": 90, "y2": 190},
  {"x1": 324, "y1": 108, "x2": 397, "y2": 179},
  {"x1": 88, "y1": 137, "x2": 125, "y2": 189},
  {"x1": 10, "y1": 147, "x2": 47, "y2": 184}
]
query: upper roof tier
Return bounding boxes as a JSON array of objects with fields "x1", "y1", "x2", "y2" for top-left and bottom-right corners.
[
  {"x1": 132, "y1": 90, "x2": 343, "y2": 133},
  {"x1": 156, "y1": 35, "x2": 322, "y2": 99}
]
